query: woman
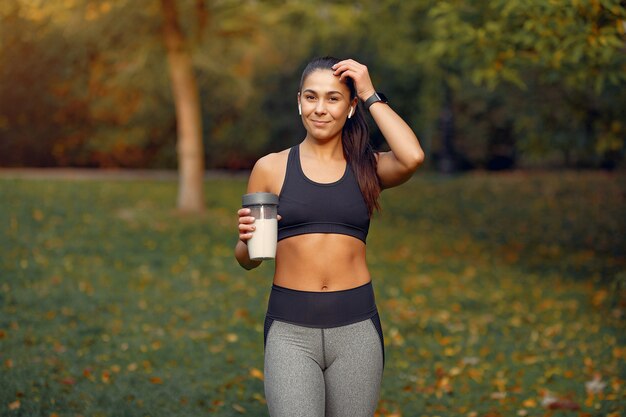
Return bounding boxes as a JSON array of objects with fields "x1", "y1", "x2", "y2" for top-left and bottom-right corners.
[{"x1": 235, "y1": 57, "x2": 424, "y2": 416}]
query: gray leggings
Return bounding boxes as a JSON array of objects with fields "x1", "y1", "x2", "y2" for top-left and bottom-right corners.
[{"x1": 263, "y1": 318, "x2": 384, "y2": 417}]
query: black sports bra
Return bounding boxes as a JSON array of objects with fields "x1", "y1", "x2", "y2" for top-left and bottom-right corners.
[{"x1": 277, "y1": 145, "x2": 370, "y2": 243}]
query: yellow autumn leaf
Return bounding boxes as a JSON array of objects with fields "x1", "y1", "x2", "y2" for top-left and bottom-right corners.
[
  {"x1": 101, "y1": 371, "x2": 111, "y2": 383},
  {"x1": 32, "y1": 209, "x2": 44, "y2": 221},
  {"x1": 249, "y1": 367, "x2": 264, "y2": 380},
  {"x1": 444, "y1": 346, "x2": 457, "y2": 356},
  {"x1": 252, "y1": 392, "x2": 266, "y2": 404}
]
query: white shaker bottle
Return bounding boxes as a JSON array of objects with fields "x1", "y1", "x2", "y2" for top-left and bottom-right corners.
[{"x1": 242, "y1": 192, "x2": 279, "y2": 260}]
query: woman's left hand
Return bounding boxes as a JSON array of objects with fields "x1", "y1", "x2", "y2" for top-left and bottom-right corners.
[{"x1": 331, "y1": 59, "x2": 376, "y2": 102}]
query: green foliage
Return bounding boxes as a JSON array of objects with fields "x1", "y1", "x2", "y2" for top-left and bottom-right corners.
[
  {"x1": 0, "y1": 0, "x2": 625, "y2": 168},
  {"x1": 0, "y1": 173, "x2": 624, "y2": 415},
  {"x1": 413, "y1": 0, "x2": 626, "y2": 166},
  {"x1": 418, "y1": 0, "x2": 626, "y2": 91}
]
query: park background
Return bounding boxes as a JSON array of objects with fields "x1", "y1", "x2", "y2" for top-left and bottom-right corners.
[{"x1": 1, "y1": 0, "x2": 625, "y2": 416}]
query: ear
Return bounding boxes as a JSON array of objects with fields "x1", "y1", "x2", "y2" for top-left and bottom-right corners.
[
  {"x1": 297, "y1": 92, "x2": 302, "y2": 116},
  {"x1": 348, "y1": 97, "x2": 358, "y2": 119}
]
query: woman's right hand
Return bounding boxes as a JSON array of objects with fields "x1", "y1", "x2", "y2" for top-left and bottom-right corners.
[{"x1": 238, "y1": 208, "x2": 256, "y2": 243}]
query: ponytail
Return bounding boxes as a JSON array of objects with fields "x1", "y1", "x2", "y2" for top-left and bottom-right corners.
[{"x1": 341, "y1": 104, "x2": 381, "y2": 216}]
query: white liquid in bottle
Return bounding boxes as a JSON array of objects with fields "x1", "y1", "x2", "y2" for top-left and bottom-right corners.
[{"x1": 248, "y1": 218, "x2": 278, "y2": 260}]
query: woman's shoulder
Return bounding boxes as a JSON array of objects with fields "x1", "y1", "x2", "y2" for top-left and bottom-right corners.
[
  {"x1": 257, "y1": 147, "x2": 291, "y2": 166},
  {"x1": 248, "y1": 147, "x2": 293, "y2": 194},
  {"x1": 253, "y1": 147, "x2": 291, "y2": 174}
]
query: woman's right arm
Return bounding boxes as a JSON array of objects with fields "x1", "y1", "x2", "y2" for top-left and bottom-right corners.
[{"x1": 234, "y1": 156, "x2": 273, "y2": 270}]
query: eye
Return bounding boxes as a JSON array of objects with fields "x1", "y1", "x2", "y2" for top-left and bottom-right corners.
[
  {"x1": 305, "y1": 95, "x2": 316, "y2": 101},
  {"x1": 328, "y1": 96, "x2": 340, "y2": 102}
]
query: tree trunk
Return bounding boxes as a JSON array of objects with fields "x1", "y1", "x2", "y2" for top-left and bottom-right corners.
[{"x1": 160, "y1": 0, "x2": 205, "y2": 212}]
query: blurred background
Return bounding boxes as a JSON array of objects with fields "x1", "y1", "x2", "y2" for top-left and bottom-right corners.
[
  {"x1": 2, "y1": 0, "x2": 625, "y2": 173},
  {"x1": 1, "y1": 1, "x2": 625, "y2": 416}
]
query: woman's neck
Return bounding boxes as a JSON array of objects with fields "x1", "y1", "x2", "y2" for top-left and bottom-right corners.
[{"x1": 301, "y1": 136, "x2": 344, "y2": 161}]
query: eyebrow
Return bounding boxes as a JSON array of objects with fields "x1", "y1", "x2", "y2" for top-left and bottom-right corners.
[{"x1": 302, "y1": 89, "x2": 345, "y2": 97}]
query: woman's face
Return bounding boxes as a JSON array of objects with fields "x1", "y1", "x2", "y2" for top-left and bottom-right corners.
[{"x1": 298, "y1": 69, "x2": 355, "y2": 141}]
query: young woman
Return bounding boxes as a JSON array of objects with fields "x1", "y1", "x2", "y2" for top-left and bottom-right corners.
[{"x1": 235, "y1": 57, "x2": 424, "y2": 416}]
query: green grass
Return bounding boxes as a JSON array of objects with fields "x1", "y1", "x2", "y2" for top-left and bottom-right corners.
[{"x1": 1, "y1": 172, "x2": 624, "y2": 417}]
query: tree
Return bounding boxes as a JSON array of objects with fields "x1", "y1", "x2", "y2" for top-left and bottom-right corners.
[
  {"x1": 414, "y1": 0, "x2": 626, "y2": 168},
  {"x1": 160, "y1": 0, "x2": 204, "y2": 212},
  {"x1": 2, "y1": 0, "x2": 624, "y2": 171}
]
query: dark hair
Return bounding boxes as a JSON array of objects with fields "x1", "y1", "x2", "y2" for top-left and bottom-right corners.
[{"x1": 299, "y1": 56, "x2": 381, "y2": 216}]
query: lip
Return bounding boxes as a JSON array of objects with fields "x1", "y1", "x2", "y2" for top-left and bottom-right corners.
[{"x1": 311, "y1": 120, "x2": 331, "y2": 127}]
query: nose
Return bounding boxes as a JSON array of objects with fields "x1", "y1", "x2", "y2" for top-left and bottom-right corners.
[{"x1": 314, "y1": 100, "x2": 327, "y2": 115}]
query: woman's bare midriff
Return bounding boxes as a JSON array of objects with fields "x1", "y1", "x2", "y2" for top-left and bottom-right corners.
[{"x1": 273, "y1": 233, "x2": 371, "y2": 292}]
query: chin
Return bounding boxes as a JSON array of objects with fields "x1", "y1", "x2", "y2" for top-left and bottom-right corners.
[
  {"x1": 306, "y1": 127, "x2": 342, "y2": 141},
  {"x1": 309, "y1": 132, "x2": 339, "y2": 142}
]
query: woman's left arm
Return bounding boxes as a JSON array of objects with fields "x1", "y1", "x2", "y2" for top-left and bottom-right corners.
[{"x1": 333, "y1": 59, "x2": 425, "y2": 189}]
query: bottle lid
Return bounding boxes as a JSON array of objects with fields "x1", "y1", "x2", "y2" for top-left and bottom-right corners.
[{"x1": 242, "y1": 192, "x2": 279, "y2": 206}]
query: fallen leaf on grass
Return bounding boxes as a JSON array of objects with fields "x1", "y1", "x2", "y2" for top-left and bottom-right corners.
[
  {"x1": 249, "y1": 367, "x2": 264, "y2": 380},
  {"x1": 101, "y1": 371, "x2": 111, "y2": 383},
  {"x1": 60, "y1": 377, "x2": 76, "y2": 385},
  {"x1": 585, "y1": 373, "x2": 606, "y2": 394},
  {"x1": 548, "y1": 399, "x2": 580, "y2": 410},
  {"x1": 462, "y1": 356, "x2": 480, "y2": 365},
  {"x1": 32, "y1": 209, "x2": 44, "y2": 221},
  {"x1": 252, "y1": 392, "x2": 266, "y2": 404},
  {"x1": 541, "y1": 391, "x2": 580, "y2": 410},
  {"x1": 8, "y1": 400, "x2": 20, "y2": 410}
]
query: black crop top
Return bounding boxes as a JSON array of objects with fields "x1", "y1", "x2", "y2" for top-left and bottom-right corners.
[{"x1": 277, "y1": 145, "x2": 370, "y2": 243}]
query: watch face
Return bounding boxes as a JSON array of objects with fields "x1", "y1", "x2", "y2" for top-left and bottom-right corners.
[{"x1": 377, "y1": 93, "x2": 388, "y2": 103}]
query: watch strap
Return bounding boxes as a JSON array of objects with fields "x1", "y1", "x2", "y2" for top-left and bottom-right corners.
[{"x1": 364, "y1": 92, "x2": 388, "y2": 110}]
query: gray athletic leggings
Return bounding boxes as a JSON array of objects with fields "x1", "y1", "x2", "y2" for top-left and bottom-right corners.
[{"x1": 263, "y1": 282, "x2": 384, "y2": 417}]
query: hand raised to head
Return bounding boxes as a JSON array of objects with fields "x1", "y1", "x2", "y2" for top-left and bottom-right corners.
[{"x1": 331, "y1": 59, "x2": 376, "y2": 102}]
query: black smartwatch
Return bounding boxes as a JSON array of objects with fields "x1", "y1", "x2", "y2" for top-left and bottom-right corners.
[{"x1": 363, "y1": 92, "x2": 388, "y2": 110}]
